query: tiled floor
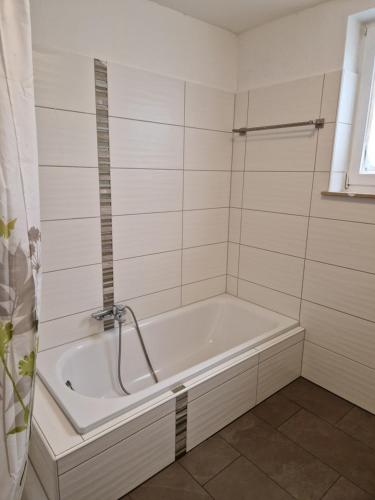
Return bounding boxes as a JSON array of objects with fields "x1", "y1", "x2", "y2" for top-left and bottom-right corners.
[{"x1": 123, "y1": 377, "x2": 375, "y2": 500}]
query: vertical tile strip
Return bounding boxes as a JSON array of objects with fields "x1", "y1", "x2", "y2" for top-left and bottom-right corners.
[
  {"x1": 175, "y1": 391, "x2": 188, "y2": 458},
  {"x1": 94, "y1": 59, "x2": 114, "y2": 330}
]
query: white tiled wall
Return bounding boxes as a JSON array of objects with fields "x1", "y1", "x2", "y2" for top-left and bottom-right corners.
[
  {"x1": 227, "y1": 71, "x2": 375, "y2": 413},
  {"x1": 35, "y1": 50, "x2": 234, "y2": 350}
]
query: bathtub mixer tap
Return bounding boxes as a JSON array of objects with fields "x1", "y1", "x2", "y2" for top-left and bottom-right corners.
[
  {"x1": 91, "y1": 304, "x2": 126, "y2": 324},
  {"x1": 91, "y1": 304, "x2": 159, "y2": 395}
]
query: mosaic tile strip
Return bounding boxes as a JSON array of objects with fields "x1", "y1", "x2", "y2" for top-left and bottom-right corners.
[
  {"x1": 94, "y1": 59, "x2": 114, "y2": 330},
  {"x1": 175, "y1": 391, "x2": 188, "y2": 458}
]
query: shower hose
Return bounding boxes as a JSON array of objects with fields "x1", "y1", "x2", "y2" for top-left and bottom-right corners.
[{"x1": 117, "y1": 305, "x2": 159, "y2": 395}]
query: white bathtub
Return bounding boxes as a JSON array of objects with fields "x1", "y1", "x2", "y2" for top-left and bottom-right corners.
[{"x1": 37, "y1": 294, "x2": 298, "y2": 433}]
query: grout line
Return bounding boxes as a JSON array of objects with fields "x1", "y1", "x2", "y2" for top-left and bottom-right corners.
[
  {"x1": 277, "y1": 408, "x2": 375, "y2": 497},
  {"x1": 225, "y1": 93, "x2": 236, "y2": 291},
  {"x1": 302, "y1": 297, "x2": 375, "y2": 327},
  {"x1": 180, "y1": 81, "x2": 186, "y2": 306},
  {"x1": 236, "y1": 276, "x2": 301, "y2": 299},
  {"x1": 235, "y1": 91, "x2": 250, "y2": 297},
  {"x1": 299, "y1": 75, "x2": 326, "y2": 321},
  {"x1": 304, "y1": 338, "x2": 375, "y2": 372}
]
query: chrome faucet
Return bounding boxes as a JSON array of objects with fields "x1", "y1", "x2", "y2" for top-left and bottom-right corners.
[{"x1": 92, "y1": 304, "x2": 127, "y2": 324}]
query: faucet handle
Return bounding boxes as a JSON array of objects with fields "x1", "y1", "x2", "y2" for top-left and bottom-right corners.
[{"x1": 91, "y1": 307, "x2": 114, "y2": 321}]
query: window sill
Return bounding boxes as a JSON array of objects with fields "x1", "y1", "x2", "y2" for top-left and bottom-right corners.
[{"x1": 321, "y1": 190, "x2": 375, "y2": 200}]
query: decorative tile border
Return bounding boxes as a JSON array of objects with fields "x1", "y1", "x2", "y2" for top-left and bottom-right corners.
[
  {"x1": 94, "y1": 59, "x2": 114, "y2": 330},
  {"x1": 175, "y1": 391, "x2": 188, "y2": 458}
]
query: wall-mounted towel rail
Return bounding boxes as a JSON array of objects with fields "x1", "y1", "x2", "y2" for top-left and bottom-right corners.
[{"x1": 233, "y1": 118, "x2": 325, "y2": 135}]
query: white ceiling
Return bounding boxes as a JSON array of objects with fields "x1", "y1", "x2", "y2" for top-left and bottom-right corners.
[{"x1": 151, "y1": 0, "x2": 331, "y2": 34}]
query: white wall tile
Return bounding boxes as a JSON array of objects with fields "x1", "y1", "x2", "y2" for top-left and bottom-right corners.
[
  {"x1": 256, "y1": 330, "x2": 304, "y2": 363},
  {"x1": 184, "y1": 128, "x2": 232, "y2": 170},
  {"x1": 33, "y1": 50, "x2": 95, "y2": 113},
  {"x1": 227, "y1": 242, "x2": 239, "y2": 276},
  {"x1": 232, "y1": 136, "x2": 246, "y2": 171},
  {"x1": 302, "y1": 341, "x2": 375, "y2": 414},
  {"x1": 230, "y1": 171, "x2": 244, "y2": 208},
  {"x1": 183, "y1": 171, "x2": 230, "y2": 210},
  {"x1": 241, "y1": 210, "x2": 308, "y2": 258},
  {"x1": 228, "y1": 208, "x2": 241, "y2": 243},
  {"x1": 182, "y1": 243, "x2": 227, "y2": 284},
  {"x1": 303, "y1": 260, "x2": 375, "y2": 323},
  {"x1": 226, "y1": 275, "x2": 238, "y2": 296},
  {"x1": 234, "y1": 92, "x2": 249, "y2": 130},
  {"x1": 320, "y1": 71, "x2": 341, "y2": 123},
  {"x1": 239, "y1": 246, "x2": 304, "y2": 297},
  {"x1": 39, "y1": 167, "x2": 100, "y2": 220},
  {"x1": 307, "y1": 217, "x2": 375, "y2": 274},
  {"x1": 301, "y1": 301, "x2": 375, "y2": 370},
  {"x1": 111, "y1": 169, "x2": 182, "y2": 215},
  {"x1": 245, "y1": 127, "x2": 317, "y2": 171},
  {"x1": 187, "y1": 367, "x2": 257, "y2": 450},
  {"x1": 238, "y1": 280, "x2": 300, "y2": 320},
  {"x1": 257, "y1": 342, "x2": 303, "y2": 402},
  {"x1": 182, "y1": 276, "x2": 226, "y2": 305},
  {"x1": 42, "y1": 218, "x2": 101, "y2": 272},
  {"x1": 243, "y1": 172, "x2": 313, "y2": 216},
  {"x1": 109, "y1": 118, "x2": 183, "y2": 169},
  {"x1": 311, "y1": 173, "x2": 375, "y2": 224},
  {"x1": 185, "y1": 82, "x2": 234, "y2": 131},
  {"x1": 315, "y1": 123, "x2": 335, "y2": 172},
  {"x1": 248, "y1": 76, "x2": 323, "y2": 128},
  {"x1": 39, "y1": 309, "x2": 104, "y2": 351},
  {"x1": 108, "y1": 63, "x2": 184, "y2": 125},
  {"x1": 113, "y1": 212, "x2": 181, "y2": 260},
  {"x1": 41, "y1": 264, "x2": 103, "y2": 322},
  {"x1": 125, "y1": 288, "x2": 181, "y2": 321},
  {"x1": 36, "y1": 108, "x2": 98, "y2": 167},
  {"x1": 183, "y1": 208, "x2": 228, "y2": 248},
  {"x1": 114, "y1": 251, "x2": 181, "y2": 301}
]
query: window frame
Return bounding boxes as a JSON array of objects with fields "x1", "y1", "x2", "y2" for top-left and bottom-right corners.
[{"x1": 348, "y1": 22, "x2": 375, "y2": 189}]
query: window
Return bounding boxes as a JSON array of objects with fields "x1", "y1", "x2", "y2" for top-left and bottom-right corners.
[{"x1": 348, "y1": 22, "x2": 375, "y2": 191}]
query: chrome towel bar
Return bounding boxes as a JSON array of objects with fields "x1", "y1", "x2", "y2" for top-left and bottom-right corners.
[{"x1": 233, "y1": 118, "x2": 325, "y2": 135}]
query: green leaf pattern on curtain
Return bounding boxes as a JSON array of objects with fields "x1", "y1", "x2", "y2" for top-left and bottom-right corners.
[{"x1": 0, "y1": 1, "x2": 40, "y2": 498}]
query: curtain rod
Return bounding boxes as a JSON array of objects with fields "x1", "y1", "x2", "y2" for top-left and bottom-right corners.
[{"x1": 233, "y1": 118, "x2": 325, "y2": 135}]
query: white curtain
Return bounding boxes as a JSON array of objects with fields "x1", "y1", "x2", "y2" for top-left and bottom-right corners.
[{"x1": 0, "y1": 1, "x2": 40, "y2": 499}]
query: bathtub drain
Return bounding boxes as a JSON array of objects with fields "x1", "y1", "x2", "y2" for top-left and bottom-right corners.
[{"x1": 65, "y1": 380, "x2": 75, "y2": 391}]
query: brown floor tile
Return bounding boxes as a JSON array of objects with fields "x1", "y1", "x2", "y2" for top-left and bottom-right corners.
[
  {"x1": 252, "y1": 392, "x2": 300, "y2": 427},
  {"x1": 220, "y1": 412, "x2": 338, "y2": 500},
  {"x1": 281, "y1": 377, "x2": 353, "y2": 424},
  {"x1": 179, "y1": 435, "x2": 240, "y2": 485},
  {"x1": 322, "y1": 477, "x2": 374, "y2": 500},
  {"x1": 337, "y1": 407, "x2": 375, "y2": 451},
  {"x1": 280, "y1": 409, "x2": 375, "y2": 496},
  {"x1": 129, "y1": 462, "x2": 211, "y2": 500},
  {"x1": 205, "y1": 456, "x2": 293, "y2": 500}
]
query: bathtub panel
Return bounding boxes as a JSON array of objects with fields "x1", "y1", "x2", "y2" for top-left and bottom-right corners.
[
  {"x1": 187, "y1": 354, "x2": 258, "y2": 402},
  {"x1": 58, "y1": 398, "x2": 175, "y2": 474},
  {"x1": 187, "y1": 367, "x2": 257, "y2": 451},
  {"x1": 29, "y1": 422, "x2": 59, "y2": 500},
  {"x1": 255, "y1": 328, "x2": 305, "y2": 362},
  {"x1": 302, "y1": 342, "x2": 375, "y2": 414},
  {"x1": 59, "y1": 413, "x2": 175, "y2": 500},
  {"x1": 257, "y1": 342, "x2": 303, "y2": 403}
]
